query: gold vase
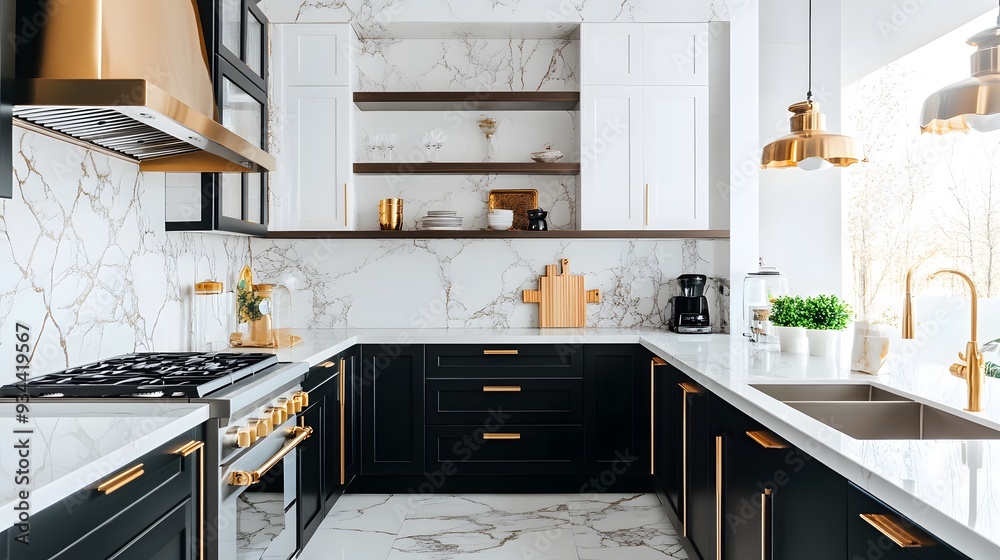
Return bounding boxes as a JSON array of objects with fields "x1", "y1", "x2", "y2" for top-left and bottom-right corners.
[{"x1": 249, "y1": 315, "x2": 273, "y2": 346}]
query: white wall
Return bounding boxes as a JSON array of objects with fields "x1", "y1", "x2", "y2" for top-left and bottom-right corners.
[{"x1": 758, "y1": 0, "x2": 845, "y2": 298}]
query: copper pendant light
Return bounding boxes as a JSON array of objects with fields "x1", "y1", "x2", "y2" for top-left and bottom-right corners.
[
  {"x1": 761, "y1": 0, "x2": 864, "y2": 170},
  {"x1": 920, "y1": 3, "x2": 1000, "y2": 134}
]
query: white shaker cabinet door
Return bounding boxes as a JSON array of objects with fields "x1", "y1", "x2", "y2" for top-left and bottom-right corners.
[
  {"x1": 581, "y1": 23, "x2": 643, "y2": 86},
  {"x1": 643, "y1": 23, "x2": 710, "y2": 86},
  {"x1": 580, "y1": 86, "x2": 644, "y2": 230},
  {"x1": 279, "y1": 23, "x2": 352, "y2": 87},
  {"x1": 277, "y1": 86, "x2": 352, "y2": 231},
  {"x1": 643, "y1": 86, "x2": 709, "y2": 230}
]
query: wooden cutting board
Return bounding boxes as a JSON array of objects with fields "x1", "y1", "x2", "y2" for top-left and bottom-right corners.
[{"x1": 523, "y1": 259, "x2": 601, "y2": 328}]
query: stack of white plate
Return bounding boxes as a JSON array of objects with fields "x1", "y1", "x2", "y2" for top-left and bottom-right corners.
[{"x1": 419, "y1": 210, "x2": 464, "y2": 230}]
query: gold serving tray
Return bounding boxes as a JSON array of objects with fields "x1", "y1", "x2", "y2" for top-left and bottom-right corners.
[{"x1": 488, "y1": 189, "x2": 538, "y2": 231}]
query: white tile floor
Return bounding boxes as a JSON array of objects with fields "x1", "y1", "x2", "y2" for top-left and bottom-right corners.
[{"x1": 297, "y1": 494, "x2": 688, "y2": 560}]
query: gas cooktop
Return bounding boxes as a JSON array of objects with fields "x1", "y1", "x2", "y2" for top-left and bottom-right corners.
[{"x1": 0, "y1": 352, "x2": 279, "y2": 398}]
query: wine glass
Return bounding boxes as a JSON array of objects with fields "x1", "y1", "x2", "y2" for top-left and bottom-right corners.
[
  {"x1": 374, "y1": 133, "x2": 386, "y2": 162},
  {"x1": 365, "y1": 135, "x2": 379, "y2": 163},
  {"x1": 422, "y1": 132, "x2": 434, "y2": 162},
  {"x1": 431, "y1": 130, "x2": 445, "y2": 162},
  {"x1": 385, "y1": 133, "x2": 397, "y2": 163},
  {"x1": 477, "y1": 116, "x2": 498, "y2": 162}
]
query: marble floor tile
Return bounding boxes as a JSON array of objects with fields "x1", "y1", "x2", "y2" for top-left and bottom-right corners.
[
  {"x1": 297, "y1": 528, "x2": 398, "y2": 560},
  {"x1": 566, "y1": 494, "x2": 687, "y2": 559}
]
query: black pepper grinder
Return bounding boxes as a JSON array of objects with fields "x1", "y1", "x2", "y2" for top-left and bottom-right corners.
[{"x1": 527, "y1": 208, "x2": 548, "y2": 231}]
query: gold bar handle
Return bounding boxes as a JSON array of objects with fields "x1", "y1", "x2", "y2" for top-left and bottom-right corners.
[
  {"x1": 483, "y1": 433, "x2": 521, "y2": 440},
  {"x1": 859, "y1": 514, "x2": 936, "y2": 548},
  {"x1": 173, "y1": 441, "x2": 206, "y2": 560},
  {"x1": 340, "y1": 358, "x2": 346, "y2": 485},
  {"x1": 483, "y1": 349, "x2": 518, "y2": 355},
  {"x1": 483, "y1": 386, "x2": 521, "y2": 392},
  {"x1": 98, "y1": 463, "x2": 144, "y2": 495},
  {"x1": 679, "y1": 382, "x2": 702, "y2": 394},
  {"x1": 645, "y1": 183, "x2": 650, "y2": 226},
  {"x1": 343, "y1": 183, "x2": 349, "y2": 227},
  {"x1": 229, "y1": 426, "x2": 314, "y2": 486},
  {"x1": 319, "y1": 360, "x2": 335, "y2": 368},
  {"x1": 651, "y1": 356, "x2": 667, "y2": 366},
  {"x1": 716, "y1": 435, "x2": 723, "y2": 560},
  {"x1": 746, "y1": 431, "x2": 789, "y2": 449}
]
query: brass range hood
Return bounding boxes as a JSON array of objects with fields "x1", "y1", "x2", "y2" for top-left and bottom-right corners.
[{"x1": 13, "y1": 0, "x2": 274, "y2": 173}]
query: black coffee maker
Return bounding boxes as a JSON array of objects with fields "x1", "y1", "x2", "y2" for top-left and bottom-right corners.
[{"x1": 670, "y1": 274, "x2": 711, "y2": 334}]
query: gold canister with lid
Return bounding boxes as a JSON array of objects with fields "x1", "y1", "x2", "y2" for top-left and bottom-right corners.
[
  {"x1": 192, "y1": 279, "x2": 234, "y2": 351},
  {"x1": 378, "y1": 198, "x2": 404, "y2": 230}
]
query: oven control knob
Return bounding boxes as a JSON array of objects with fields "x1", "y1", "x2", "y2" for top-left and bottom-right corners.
[
  {"x1": 294, "y1": 391, "x2": 310, "y2": 408},
  {"x1": 236, "y1": 428, "x2": 255, "y2": 448},
  {"x1": 278, "y1": 398, "x2": 295, "y2": 416},
  {"x1": 291, "y1": 394, "x2": 304, "y2": 413},
  {"x1": 250, "y1": 417, "x2": 271, "y2": 438},
  {"x1": 267, "y1": 407, "x2": 287, "y2": 425}
]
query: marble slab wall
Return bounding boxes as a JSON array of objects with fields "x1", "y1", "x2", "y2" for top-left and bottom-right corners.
[
  {"x1": 0, "y1": 129, "x2": 250, "y2": 383},
  {"x1": 249, "y1": 237, "x2": 729, "y2": 331}
]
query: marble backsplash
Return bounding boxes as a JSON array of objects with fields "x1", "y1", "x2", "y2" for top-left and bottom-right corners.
[
  {"x1": 249, "y1": 237, "x2": 729, "y2": 332},
  {"x1": 0, "y1": 129, "x2": 250, "y2": 383}
]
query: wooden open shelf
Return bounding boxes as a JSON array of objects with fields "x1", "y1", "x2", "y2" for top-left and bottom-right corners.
[
  {"x1": 267, "y1": 230, "x2": 731, "y2": 240},
  {"x1": 354, "y1": 162, "x2": 580, "y2": 175},
  {"x1": 353, "y1": 91, "x2": 580, "y2": 111}
]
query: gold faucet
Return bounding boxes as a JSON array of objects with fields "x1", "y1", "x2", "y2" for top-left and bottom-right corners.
[
  {"x1": 929, "y1": 269, "x2": 984, "y2": 413},
  {"x1": 902, "y1": 253, "x2": 936, "y2": 339}
]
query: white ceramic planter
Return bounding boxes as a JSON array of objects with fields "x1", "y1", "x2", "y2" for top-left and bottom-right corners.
[
  {"x1": 775, "y1": 326, "x2": 809, "y2": 354},
  {"x1": 806, "y1": 329, "x2": 841, "y2": 358}
]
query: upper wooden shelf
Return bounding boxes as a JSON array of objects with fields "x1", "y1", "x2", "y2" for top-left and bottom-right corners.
[
  {"x1": 354, "y1": 162, "x2": 580, "y2": 175},
  {"x1": 353, "y1": 91, "x2": 580, "y2": 111},
  {"x1": 267, "y1": 230, "x2": 731, "y2": 240}
]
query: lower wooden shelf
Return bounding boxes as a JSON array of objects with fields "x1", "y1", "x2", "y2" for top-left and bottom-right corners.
[
  {"x1": 266, "y1": 230, "x2": 731, "y2": 240},
  {"x1": 353, "y1": 162, "x2": 580, "y2": 175}
]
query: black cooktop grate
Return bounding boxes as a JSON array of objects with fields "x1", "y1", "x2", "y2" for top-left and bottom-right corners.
[{"x1": 0, "y1": 352, "x2": 279, "y2": 398}]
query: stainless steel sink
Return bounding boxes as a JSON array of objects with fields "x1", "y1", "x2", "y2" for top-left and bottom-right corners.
[
  {"x1": 750, "y1": 383, "x2": 911, "y2": 403},
  {"x1": 784, "y1": 401, "x2": 1000, "y2": 440}
]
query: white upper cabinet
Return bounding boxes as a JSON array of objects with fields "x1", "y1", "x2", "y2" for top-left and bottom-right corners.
[
  {"x1": 581, "y1": 24, "x2": 644, "y2": 86},
  {"x1": 270, "y1": 23, "x2": 354, "y2": 231},
  {"x1": 643, "y1": 23, "x2": 709, "y2": 86},
  {"x1": 280, "y1": 23, "x2": 352, "y2": 87},
  {"x1": 580, "y1": 86, "x2": 644, "y2": 230},
  {"x1": 643, "y1": 86, "x2": 709, "y2": 230}
]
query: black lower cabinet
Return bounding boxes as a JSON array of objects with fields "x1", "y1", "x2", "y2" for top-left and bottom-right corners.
[
  {"x1": 719, "y1": 401, "x2": 846, "y2": 560},
  {"x1": 4, "y1": 428, "x2": 202, "y2": 560},
  {"x1": 341, "y1": 346, "x2": 360, "y2": 488},
  {"x1": 361, "y1": 344, "x2": 425, "y2": 475},
  {"x1": 685, "y1": 384, "x2": 716, "y2": 560},
  {"x1": 426, "y1": 425, "x2": 582, "y2": 475},
  {"x1": 583, "y1": 345, "x2": 649, "y2": 473},
  {"x1": 652, "y1": 362, "x2": 686, "y2": 518},
  {"x1": 297, "y1": 398, "x2": 325, "y2": 550},
  {"x1": 847, "y1": 483, "x2": 969, "y2": 560}
]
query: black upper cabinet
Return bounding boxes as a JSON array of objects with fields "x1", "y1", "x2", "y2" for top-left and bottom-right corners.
[
  {"x1": 0, "y1": 0, "x2": 13, "y2": 200},
  {"x1": 360, "y1": 344, "x2": 425, "y2": 475},
  {"x1": 583, "y1": 345, "x2": 649, "y2": 473},
  {"x1": 170, "y1": 0, "x2": 269, "y2": 235}
]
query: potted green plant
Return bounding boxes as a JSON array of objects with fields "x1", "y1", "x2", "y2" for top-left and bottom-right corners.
[
  {"x1": 803, "y1": 294, "x2": 852, "y2": 357},
  {"x1": 770, "y1": 295, "x2": 809, "y2": 353}
]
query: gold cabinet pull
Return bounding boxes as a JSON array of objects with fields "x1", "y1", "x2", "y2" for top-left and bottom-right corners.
[
  {"x1": 229, "y1": 426, "x2": 313, "y2": 486},
  {"x1": 651, "y1": 356, "x2": 667, "y2": 366},
  {"x1": 339, "y1": 358, "x2": 346, "y2": 485},
  {"x1": 483, "y1": 349, "x2": 518, "y2": 355},
  {"x1": 859, "y1": 514, "x2": 936, "y2": 548},
  {"x1": 483, "y1": 433, "x2": 521, "y2": 440},
  {"x1": 746, "y1": 431, "x2": 789, "y2": 449},
  {"x1": 645, "y1": 183, "x2": 651, "y2": 226},
  {"x1": 715, "y1": 435, "x2": 723, "y2": 560},
  {"x1": 173, "y1": 441, "x2": 206, "y2": 560},
  {"x1": 343, "y1": 183, "x2": 349, "y2": 227},
  {"x1": 98, "y1": 464, "x2": 144, "y2": 495},
  {"x1": 761, "y1": 489, "x2": 772, "y2": 560},
  {"x1": 678, "y1": 382, "x2": 701, "y2": 394},
  {"x1": 319, "y1": 360, "x2": 335, "y2": 368},
  {"x1": 483, "y1": 385, "x2": 521, "y2": 392}
]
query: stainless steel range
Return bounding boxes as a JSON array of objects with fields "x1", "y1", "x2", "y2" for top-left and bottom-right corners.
[{"x1": 0, "y1": 352, "x2": 311, "y2": 560}]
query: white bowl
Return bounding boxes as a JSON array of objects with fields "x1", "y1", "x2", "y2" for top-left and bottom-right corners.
[{"x1": 489, "y1": 210, "x2": 514, "y2": 216}]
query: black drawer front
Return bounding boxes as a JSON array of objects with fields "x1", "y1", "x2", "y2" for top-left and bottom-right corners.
[
  {"x1": 426, "y1": 344, "x2": 584, "y2": 379},
  {"x1": 847, "y1": 484, "x2": 969, "y2": 560},
  {"x1": 426, "y1": 378, "x2": 583, "y2": 425},
  {"x1": 426, "y1": 425, "x2": 582, "y2": 475}
]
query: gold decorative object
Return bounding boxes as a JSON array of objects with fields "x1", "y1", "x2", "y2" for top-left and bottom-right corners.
[
  {"x1": 921, "y1": 9, "x2": 1000, "y2": 134},
  {"x1": 522, "y1": 258, "x2": 601, "y2": 328},
  {"x1": 231, "y1": 265, "x2": 301, "y2": 349},
  {"x1": 761, "y1": 0, "x2": 864, "y2": 170},
  {"x1": 477, "y1": 115, "x2": 499, "y2": 162},
  {"x1": 488, "y1": 189, "x2": 538, "y2": 230},
  {"x1": 379, "y1": 198, "x2": 404, "y2": 230}
]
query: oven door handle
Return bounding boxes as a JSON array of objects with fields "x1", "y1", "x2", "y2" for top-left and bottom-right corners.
[{"x1": 228, "y1": 426, "x2": 313, "y2": 486}]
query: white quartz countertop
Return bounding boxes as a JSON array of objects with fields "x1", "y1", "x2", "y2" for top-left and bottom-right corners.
[
  {"x1": 238, "y1": 328, "x2": 1000, "y2": 558},
  {"x1": 0, "y1": 402, "x2": 209, "y2": 530}
]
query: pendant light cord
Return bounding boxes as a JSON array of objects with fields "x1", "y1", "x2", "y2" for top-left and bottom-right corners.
[{"x1": 807, "y1": 0, "x2": 813, "y2": 103}]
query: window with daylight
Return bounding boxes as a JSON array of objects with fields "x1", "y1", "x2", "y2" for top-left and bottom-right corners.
[{"x1": 845, "y1": 10, "x2": 1000, "y2": 361}]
